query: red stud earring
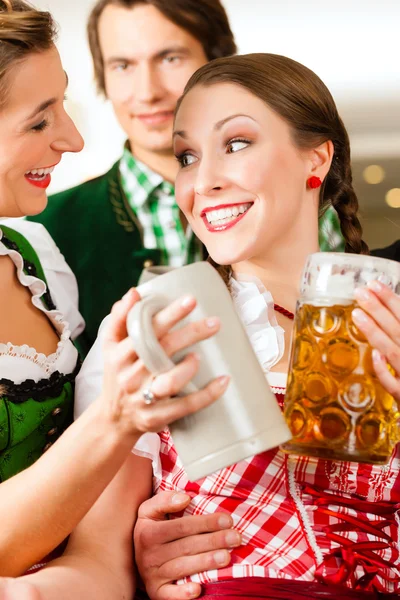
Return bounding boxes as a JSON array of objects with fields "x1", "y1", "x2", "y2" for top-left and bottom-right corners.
[{"x1": 307, "y1": 176, "x2": 322, "y2": 189}]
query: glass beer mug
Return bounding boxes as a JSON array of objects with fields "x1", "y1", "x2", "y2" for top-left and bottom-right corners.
[{"x1": 283, "y1": 252, "x2": 400, "y2": 464}]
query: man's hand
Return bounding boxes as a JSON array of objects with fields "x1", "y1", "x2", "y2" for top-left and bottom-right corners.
[{"x1": 134, "y1": 492, "x2": 241, "y2": 600}]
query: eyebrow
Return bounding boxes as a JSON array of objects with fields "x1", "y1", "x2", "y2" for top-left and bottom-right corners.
[
  {"x1": 24, "y1": 71, "x2": 69, "y2": 121},
  {"x1": 174, "y1": 113, "x2": 257, "y2": 139},
  {"x1": 106, "y1": 45, "x2": 191, "y2": 66}
]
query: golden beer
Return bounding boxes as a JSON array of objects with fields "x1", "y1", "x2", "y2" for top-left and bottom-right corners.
[{"x1": 282, "y1": 253, "x2": 400, "y2": 464}]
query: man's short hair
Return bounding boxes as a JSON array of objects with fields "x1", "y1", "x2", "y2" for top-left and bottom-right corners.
[{"x1": 87, "y1": 0, "x2": 237, "y2": 96}]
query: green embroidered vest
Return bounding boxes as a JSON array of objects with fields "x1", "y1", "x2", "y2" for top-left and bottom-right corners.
[{"x1": 0, "y1": 226, "x2": 78, "y2": 482}]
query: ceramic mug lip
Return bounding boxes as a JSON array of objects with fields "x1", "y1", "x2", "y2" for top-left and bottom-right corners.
[{"x1": 141, "y1": 261, "x2": 211, "y2": 277}]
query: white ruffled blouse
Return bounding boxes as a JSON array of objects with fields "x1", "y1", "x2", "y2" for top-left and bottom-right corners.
[
  {"x1": 0, "y1": 218, "x2": 85, "y2": 384},
  {"x1": 230, "y1": 275, "x2": 287, "y2": 392}
]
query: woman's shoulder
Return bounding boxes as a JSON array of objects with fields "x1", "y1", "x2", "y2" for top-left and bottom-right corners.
[
  {"x1": 2, "y1": 218, "x2": 67, "y2": 269},
  {"x1": 0, "y1": 218, "x2": 85, "y2": 340}
]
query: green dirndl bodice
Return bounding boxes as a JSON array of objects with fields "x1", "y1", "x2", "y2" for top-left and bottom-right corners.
[{"x1": 0, "y1": 225, "x2": 80, "y2": 482}]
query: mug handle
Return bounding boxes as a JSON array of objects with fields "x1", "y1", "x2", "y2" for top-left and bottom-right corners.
[{"x1": 126, "y1": 294, "x2": 198, "y2": 395}]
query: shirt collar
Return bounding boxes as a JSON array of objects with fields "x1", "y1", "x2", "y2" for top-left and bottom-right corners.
[{"x1": 119, "y1": 143, "x2": 175, "y2": 209}]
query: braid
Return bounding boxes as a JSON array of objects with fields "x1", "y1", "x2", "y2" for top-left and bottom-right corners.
[{"x1": 323, "y1": 120, "x2": 369, "y2": 255}]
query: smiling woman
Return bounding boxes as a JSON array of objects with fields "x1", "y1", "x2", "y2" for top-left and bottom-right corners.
[{"x1": 0, "y1": 43, "x2": 83, "y2": 216}]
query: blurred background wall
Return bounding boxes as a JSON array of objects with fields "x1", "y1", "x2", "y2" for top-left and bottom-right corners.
[{"x1": 36, "y1": 0, "x2": 400, "y2": 249}]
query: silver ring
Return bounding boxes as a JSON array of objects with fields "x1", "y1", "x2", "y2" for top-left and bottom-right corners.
[{"x1": 142, "y1": 387, "x2": 156, "y2": 406}]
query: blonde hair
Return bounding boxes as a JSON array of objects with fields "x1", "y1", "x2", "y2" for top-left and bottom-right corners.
[{"x1": 0, "y1": 0, "x2": 57, "y2": 109}]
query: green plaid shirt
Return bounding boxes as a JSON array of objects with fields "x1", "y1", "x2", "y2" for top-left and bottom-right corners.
[
  {"x1": 119, "y1": 146, "x2": 344, "y2": 265},
  {"x1": 319, "y1": 207, "x2": 345, "y2": 252},
  {"x1": 119, "y1": 146, "x2": 203, "y2": 267}
]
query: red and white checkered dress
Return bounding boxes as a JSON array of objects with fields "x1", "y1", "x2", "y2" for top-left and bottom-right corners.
[
  {"x1": 140, "y1": 375, "x2": 400, "y2": 593},
  {"x1": 134, "y1": 274, "x2": 400, "y2": 594}
]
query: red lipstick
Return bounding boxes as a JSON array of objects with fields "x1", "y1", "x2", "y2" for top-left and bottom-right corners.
[
  {"x1": 201, "y1": 202, "x2": 253, "y2": 233},
  {"x1": 24, "y1": 174, "x2": 51, "y2": 189}
]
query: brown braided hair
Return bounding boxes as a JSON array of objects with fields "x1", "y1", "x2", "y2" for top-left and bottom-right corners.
[
  {"x1": 0, "y1": 0, "x2": 57, "y2": 109},
  {"x1": 176, "y1": 53, "x2": 368, "y2": 283}
]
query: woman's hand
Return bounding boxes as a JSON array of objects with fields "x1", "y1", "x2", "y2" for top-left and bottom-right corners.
[
  {"x1": 134, "y1": 492, "x2": 241, "y2": 600},
  {"x1": 0, "y1": 578, "x2": 41, "y2": 600},
  {"x1": 353, "y1": 281, "x2": 400, "y2": 400},
  {"x1": 99, "y1": 288, "x2": 229, "y2": 438}
]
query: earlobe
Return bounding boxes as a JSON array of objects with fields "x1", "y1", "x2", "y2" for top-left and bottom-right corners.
[{"x1": 307, "y1": 176, "x2": 322, "y2": 189}]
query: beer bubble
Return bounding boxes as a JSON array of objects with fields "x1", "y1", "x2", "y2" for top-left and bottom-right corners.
[
  {"x1": 357, "y1": 412, "x2": 385, "y2": 448},
  {"x1": 314, "y1": 407, "x2": 351, "y2": 445},
  {"x1": 292, "y1": 335, "x2": 316, "y2": 371},
  {"x1": 326, "y1": 338, "x2": 359, "y2": 376},
  {"x1": 310, "y1": 307, "x2": 340, "y2": 336},
  {"x1": 286, "y1": 402, "x2": 308, "y2": 438},
  {"x1": 339, "y1": 376, "x2": 375, "y2": 413},
  {"x1": 305, "y1": 372, "x2": 332, "y2": 403}
]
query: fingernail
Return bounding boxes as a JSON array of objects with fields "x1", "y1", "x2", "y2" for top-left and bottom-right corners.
[
  {"x1": 181, "y1": 295, "x2": 195, "y2": 308},
  {"x1": 368, "y1": 280, "x2": 384, "y2": 293},
  {"x1": 214, "y1": 550, "x2": 229, "y2": 566},
  {"x1": 352, "y1": 308, "x2": 368, "y2": 325},
  {"x1": 172, "y1": 493, "x2": 191, "y2": 505},
  {"x1": 206, "y1": 317, "x2": 220, "y2": 328},
  {"x1": 218, "y1": 514, "x2": 232, "y2": 528},
  {"x1": 372, "y1": 349, "x2": 384, "y2": 363},
  {"x1": 187, "y1": 585, "x2": 201, "y2": 599},
  {"x1": 218, "y1": 375, "x2": 230, "y2": 387},
  {"x1": 226, "y1": 530, "x2": 241, "y2": 547},
  {"x1": 354, "y1": 287, "x2": 371, "y2": 302}
]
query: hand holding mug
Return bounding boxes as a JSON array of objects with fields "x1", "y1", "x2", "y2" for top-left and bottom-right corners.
[
  {"x1": 353, "y1": 280, "x2": 400, "y2": 401},
  {"x1": 99, "y1": 288, "x2": 229, "y2": 439}
]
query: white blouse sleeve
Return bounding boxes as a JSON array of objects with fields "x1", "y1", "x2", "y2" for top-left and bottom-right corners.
[
  {"x1": 74, "y1": 317, "x2": 108, "y2": 418},
  {"x1": 2, "y1": 218, "x2": 85, "y2": 340},
  {"x1": 74, "y1": 317, "x2": 161, "y2": 482}
]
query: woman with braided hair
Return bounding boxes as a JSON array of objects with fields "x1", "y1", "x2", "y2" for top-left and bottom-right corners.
[
  {"x1": 0, "y1": 0, "x2": 229, "y2": 581},
  {"x1": 144, "y1": 53, "x2": 400, "y2": 598}
]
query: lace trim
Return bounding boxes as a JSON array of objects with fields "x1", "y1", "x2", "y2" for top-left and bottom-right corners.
[
  {"x1": 0, "y1": 360, "x2": 80, "y2": 403},
  {"x1": 287, "y1": 457, "x2": 324, "y2": 566},
  {"x1": 0, "y1": 229, "x2": 72, "y2": 374}
]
